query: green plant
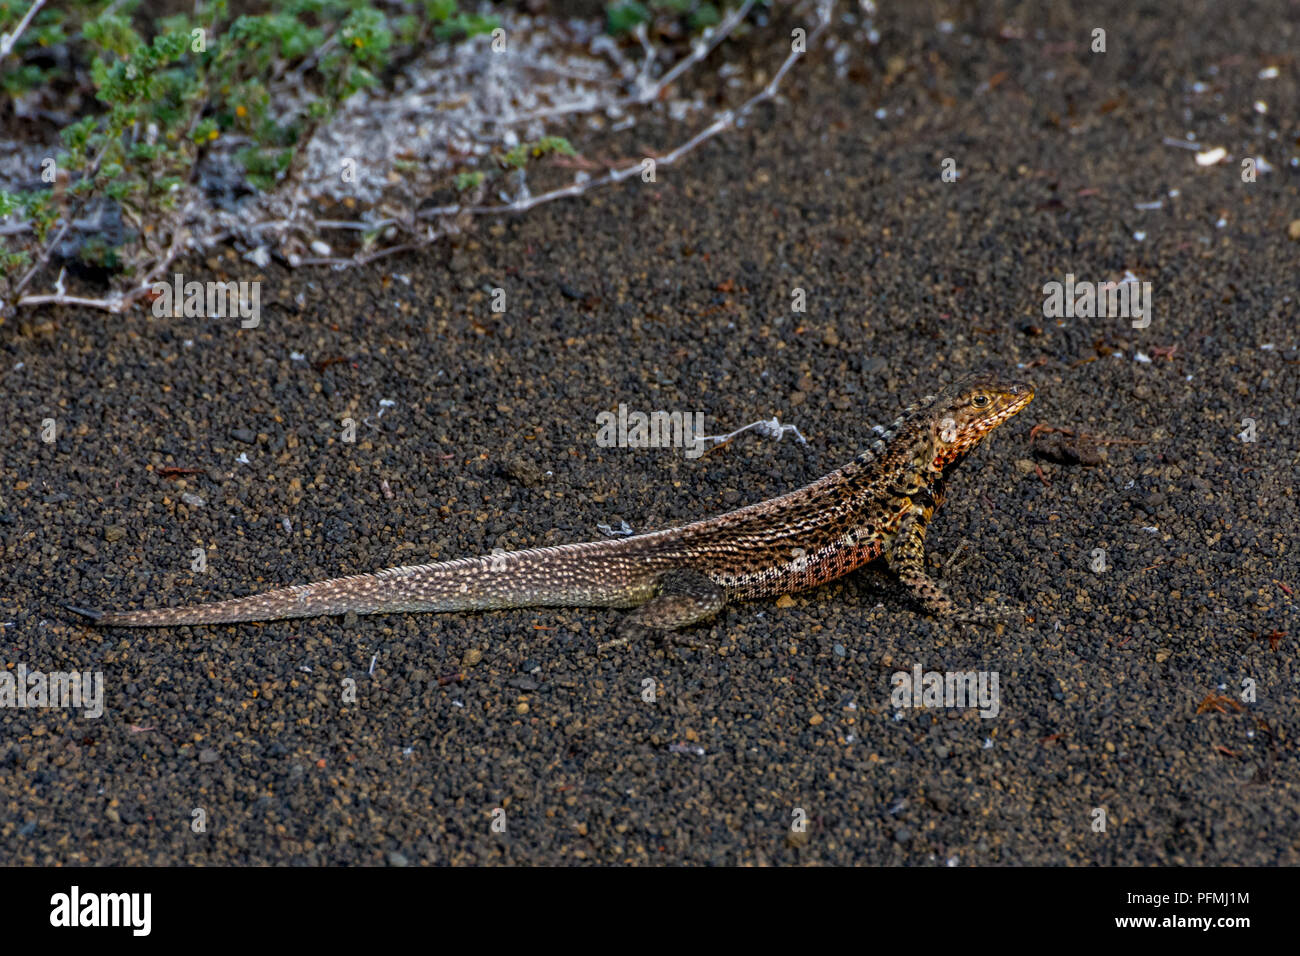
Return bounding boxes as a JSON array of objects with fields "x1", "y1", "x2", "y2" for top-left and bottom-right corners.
[
  {"x1": 0, "y1": 0, "x2": 505, "y2": 303},
  {"x1": 605, "y1": 0, "x2": 726, "y2": 36},
  {"x1": 500, "y1": 136, "x2": 576, "y2": 170},
  {"x1": 1, "y1": 0, "x2": 777, "y2": 311}
]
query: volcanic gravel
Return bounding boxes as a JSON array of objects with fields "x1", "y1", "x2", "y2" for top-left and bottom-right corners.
[{"x1": 1, "y1": 0, "x2": 1297, "y2": 864}]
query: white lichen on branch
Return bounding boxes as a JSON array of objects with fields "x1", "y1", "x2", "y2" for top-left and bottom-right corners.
[{"x1": 4, "y1": 0, "x2": 843, "y2": 314}]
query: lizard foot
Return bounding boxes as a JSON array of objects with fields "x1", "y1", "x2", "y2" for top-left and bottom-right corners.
[{"x1": 596, "y1": 621, "x2": 717, "y2": 653}]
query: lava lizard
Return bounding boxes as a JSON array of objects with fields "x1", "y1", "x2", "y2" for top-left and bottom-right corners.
[{"x1": 68, "y1": 376, "x2": 1033, "y2": 636}]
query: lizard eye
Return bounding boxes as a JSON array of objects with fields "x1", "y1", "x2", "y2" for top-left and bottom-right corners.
[{"x1": 972, "y1": 394, "x2": 989, "y2": 408}]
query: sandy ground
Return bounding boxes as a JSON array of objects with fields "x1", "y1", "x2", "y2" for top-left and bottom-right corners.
[{"x1": 1, "y1": 0, "x2": 1297, "y2": 864}]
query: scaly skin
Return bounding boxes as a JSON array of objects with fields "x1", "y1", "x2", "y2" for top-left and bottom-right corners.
[{"x1": 68, "y1": 377, "x2": 1033, "y2": 633}]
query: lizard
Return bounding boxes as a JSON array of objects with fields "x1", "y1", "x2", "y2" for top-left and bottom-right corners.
[{"x1": 66, "y1": 376, "x2": 1033, "y2": 637}]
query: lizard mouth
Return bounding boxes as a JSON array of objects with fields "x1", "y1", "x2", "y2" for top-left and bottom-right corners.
[
  {"x1": 989, "y1": 382, "x2": 1034, "y2": 425},
  {"x1": 1002, "y1": 384, "x2": 1034, "y2": 418}
]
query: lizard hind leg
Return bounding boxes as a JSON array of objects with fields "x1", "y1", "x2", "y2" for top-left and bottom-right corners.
[
  {"x1": 599, "y1": 569, "x2": 726, "y2": 650},
  {"x1": 625, "y1": 568, "x2": 726, "y2": 630}
]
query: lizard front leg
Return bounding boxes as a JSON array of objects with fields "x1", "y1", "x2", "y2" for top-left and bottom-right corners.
[{"x1": 886, "y1": 506, "x2": 1006, "y2": 625}]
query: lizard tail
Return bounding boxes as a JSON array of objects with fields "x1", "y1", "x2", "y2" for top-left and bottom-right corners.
[{"x1": 70, "y1": 541, "x2": 652, "y2": 628}]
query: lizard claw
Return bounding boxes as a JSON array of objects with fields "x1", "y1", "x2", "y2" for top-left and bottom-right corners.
[
  {"x1": 598, "y1": 616, "x2": 716, "y2": 653},
  {"x1": 949, "y1": 603, "x2": 1013, "y2": 626},
  {"x1": 597, "y1": 616, "x2": 651, "y2": 652}
]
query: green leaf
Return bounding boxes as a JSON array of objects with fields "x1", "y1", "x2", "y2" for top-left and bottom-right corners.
[
  {"x1": 82, "y1": 13, "x2": 142, "y2": 58},
  {"x1": 606, "y1": 1, "x2": 651, "y2": 35},
  {"x1": 424, "y1": 0, "x2": 458, "y2": 22},
  {"x1": 434, "y1": 13, "x2": 499, "y2": 41},
  {"x1": 690, "y1": 3, "x2": 721, "y2": 29}
]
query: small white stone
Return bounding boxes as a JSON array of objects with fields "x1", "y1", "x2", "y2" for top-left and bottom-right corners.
[{"x1": 1195, "y1": 146, "x2": 1227, "y2": 166}]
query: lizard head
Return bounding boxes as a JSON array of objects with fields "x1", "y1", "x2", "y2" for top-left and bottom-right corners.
[{"x1": 928, "y1": 378, "x2": 1034, "y2": 470}]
